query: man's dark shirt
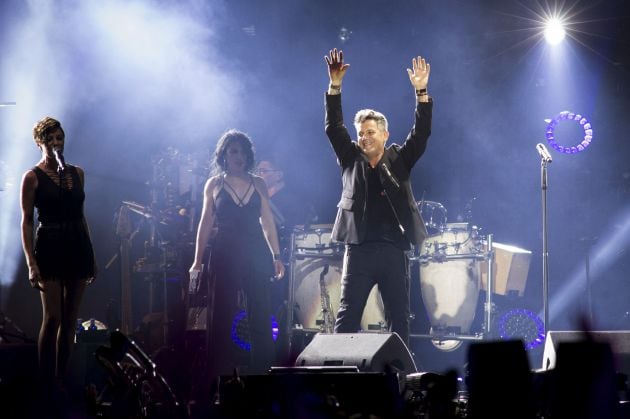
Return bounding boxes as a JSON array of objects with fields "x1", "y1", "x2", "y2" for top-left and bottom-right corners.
[{"x1": 364, "y1": 166, "x2": 407, "y2": 248}]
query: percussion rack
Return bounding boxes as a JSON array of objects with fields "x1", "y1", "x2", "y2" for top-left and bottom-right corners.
[
  {"x1": 287, "y1": 226, "x2": 498, "y2": 349},
  {"x1": 409, "y1": 233, "x2": 496, "y2": 343}
]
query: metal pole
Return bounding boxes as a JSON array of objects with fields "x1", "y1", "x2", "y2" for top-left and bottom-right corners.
[
  {"x1": 286, "y1": 229, "x2": 297, "y2": 359},
  {"x1": 484, "y1": 233, "x2": 494, "y2": 336},
  {"x1": 541, "y1": 159, "x2": 550, "y2": 333},
  {"x1": 586, "y1": 251, "x2": 593, "y2": 324}
]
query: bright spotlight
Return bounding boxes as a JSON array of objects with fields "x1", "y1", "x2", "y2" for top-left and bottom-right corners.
[{"x1": 544, "y1": 18, "x2": 566, "y2": 45}]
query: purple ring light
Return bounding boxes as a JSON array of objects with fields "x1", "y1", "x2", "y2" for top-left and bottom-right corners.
[{"x1": 544, "y1": 111, "x2": 593, "y2": 154}]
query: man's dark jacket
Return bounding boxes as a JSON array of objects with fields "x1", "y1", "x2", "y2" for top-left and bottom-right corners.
[{"x1": 324, "y1": 93, "x2": 432, "y2": 246}]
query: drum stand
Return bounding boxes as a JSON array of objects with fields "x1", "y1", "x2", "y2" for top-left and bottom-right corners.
[
  {"x1": 286, "y1": 232, "x2": 298, "y2": 341},
  {"x1": 483, "y1": 234, "x2": 495, "y2": 336}
]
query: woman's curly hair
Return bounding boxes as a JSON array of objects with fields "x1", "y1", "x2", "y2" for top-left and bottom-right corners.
[
  {"x1": 213, "y1": 129, "x2": 256, "y2": 173},
  {"x1": 33, "y1": 116, "x2": 64, "y2": 146}
]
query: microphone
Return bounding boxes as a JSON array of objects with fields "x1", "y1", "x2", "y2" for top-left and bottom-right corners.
[
  {"x1": 380, "y1": 163, "x2": 400, "y2": 188},
  {"x1": 536, "y1": 143, "x2": 552, "y2": 163},
  {"x1": 53, "y1": 147, "x2": 66, "y2": 172}
]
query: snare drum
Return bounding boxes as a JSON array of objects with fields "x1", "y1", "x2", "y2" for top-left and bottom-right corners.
[
  {"x1": 419, "y1": 223, "x2": 483, "y2": 350},
  {"x1": 292, "y1": 225, "x2": 385, "y2": 331}
]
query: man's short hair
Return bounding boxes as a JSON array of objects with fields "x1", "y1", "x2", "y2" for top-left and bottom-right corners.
[{"x1": 353, "y1": 109, "x2": 388, "y2": 132}]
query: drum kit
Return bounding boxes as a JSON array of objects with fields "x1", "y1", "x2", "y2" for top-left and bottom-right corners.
[
  {"x1": 106, "y1": 148, "x2": 208, "y2": 348},
  {"x1": 287, "y1": 200, "x2": 503, "y2": 352}
]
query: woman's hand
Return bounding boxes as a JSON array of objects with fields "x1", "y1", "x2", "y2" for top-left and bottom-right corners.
[
  {"x1": 189, "y1": 263, "x2": 202, "y2": 280},
  {"x1": 189, "y1": 263, "x2": 203, "y2": 294},
  {"x1": 28, "y1": 264, "x2": 43, "y2": 290},
  {"x1": 87, "y1": 263, "x2": 98, "y2": 284},
  {"x1": 273, "y1": 260, "x2": 285, "y2": 280}
]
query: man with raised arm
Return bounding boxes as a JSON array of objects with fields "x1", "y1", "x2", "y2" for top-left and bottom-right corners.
[{"x1": 324, "y1": 48, "x2": 432, "y2": 347}]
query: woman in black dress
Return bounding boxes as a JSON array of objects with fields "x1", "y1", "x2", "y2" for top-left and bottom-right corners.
[
  {"x1": 20, "y1": 116, "x2": 96, "y2": 386},
  {"x1": 190, "y1": 129, "x2": 284, "y2": 379}
]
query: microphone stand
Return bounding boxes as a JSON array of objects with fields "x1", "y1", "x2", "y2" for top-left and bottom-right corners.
[{"x1": 540, "y1": 157, "x2": 550, "y2": 333}]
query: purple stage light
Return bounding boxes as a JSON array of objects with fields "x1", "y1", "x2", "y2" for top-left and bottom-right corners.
[
  {"x1": 231, "y1": 310, "x2": 251, "y2": 351},
  {"x1": 231, "y1": 310, "x2": 280, "y2": 351},
  {"x1": 544, "y1": 111, "x2": 593, "y2": 154},
  {"x1": 271, "y1": 315, "x2": 279, "y2": 342},
  {"x1": 498, "y1": 308, "x2": 546, "y2": 350}
]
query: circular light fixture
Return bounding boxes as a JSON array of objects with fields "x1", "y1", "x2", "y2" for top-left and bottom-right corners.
[
  {"x1": 498, "y1": 308, "x2": 545, "y2": 350},
  {"x1": 545, "y1": 111, "x2": 593, "y2": 154},
  {"x1": 231, "y1": 311, "x2": 280, "y2": 351},
  {"x1": 231, "y1": 310, "x2": 251, "y2": 351}
]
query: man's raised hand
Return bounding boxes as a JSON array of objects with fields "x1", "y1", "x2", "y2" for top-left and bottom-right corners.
[
  {"x1": 325, "y1": 48, "x2": 350, "y2": 85},
  {"x1": 407, "y1": 56, "x2": 430, "y2": 90}
]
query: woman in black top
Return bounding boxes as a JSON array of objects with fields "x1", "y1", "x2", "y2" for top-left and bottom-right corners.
[
  {"x1": 190, "y1": 129, "x2": 284, "y2": 379},
  {"x1": 20, "y1": 116, "x2": 96, "y2": 386}
]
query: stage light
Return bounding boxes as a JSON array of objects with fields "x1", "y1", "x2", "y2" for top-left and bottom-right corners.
[
  {"x1": 498, "y1": 308, "x2": 545, "y2": 350},
  {"x1": 231, "y1": 310, "x2": 280, "y2": 351},
  {"x1": 544, "y1": 18, "x2": 566, "y2": 45},
  {"x1": 544, "y1": 111, "x2": 594, "y2": 154}
]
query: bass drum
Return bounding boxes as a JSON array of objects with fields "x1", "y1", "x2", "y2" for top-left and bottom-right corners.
[
  {"x1": 419, "y1": 223, "x2": 482, "y2": 351},
  {"x1": 292, "y1": 225, "x2": 385, "y2": 332}
]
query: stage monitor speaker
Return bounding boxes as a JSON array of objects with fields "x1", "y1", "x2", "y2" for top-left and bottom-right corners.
[
  {"x1": 295, "y1": 332, "x2": 417, "y2": 375},
  {"x1": 542, "y1": 330, "x2": 630, "y2": 374},
  {"x1": 480, "y1": 242, "x2": 531, "y2": 296}
]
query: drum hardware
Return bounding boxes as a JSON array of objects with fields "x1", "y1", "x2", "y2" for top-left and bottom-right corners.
[
  {"x1": 294, "y1": 249, "x2": 343, "y2": 260},
  {"x1": 318, "y1": 265, "x2": 335, "y2": 334},
  {"x1": 419, "y1": 252, "x2": 488, "y2": 264},
  {"x1": 410, "y1": 331, "x2": 485, "y2": 352},
  {"x1": 484, "y1": 234, "x2": 495, "y2": 336},
  {"x1": 418, "y1": 200, "x2": 447, "y2": 235},
  {"x1": 106, "y1": 202, "x2": 188, "y2": 345},
  {"x1": 115, "y1": 205, "x2": 134, "y2": 335},
  {"x1": 409, "y1": 332, "x2": 484, "y2": 342}
]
